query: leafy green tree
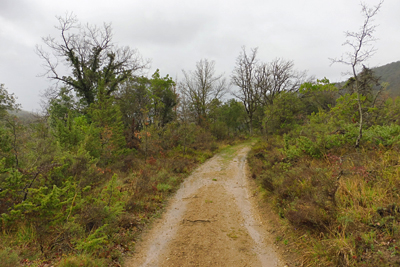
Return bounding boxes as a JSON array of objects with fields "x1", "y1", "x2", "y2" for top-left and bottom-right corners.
[
  {"x1": 217, "y1": 99, "x2": 247, "y2": 136},
  {"x1": 263, "y1": 91, "x2": 306, "y2": 134},
  {"x1": 48, "y1": 87, "x2": 81, "y2": 127},
  {"x1": 207, "y1": 99, "x2": 228, "y2": 140},
  {"x1": 3, "y1": 116, "x2": 25, "y2": 168},
  {"x1": 53, "y1": 113, "x2": 88, "y2": 151},
  {"x1": 116, "y1": 75, "x2": 151, "y2": 131},
  {"x1": 0, "y1": 84, "x2": 22, "y2": 168},
  {"x1": 37, "y1": 13, "x2": 148, "y2": 107},
  {"x1": 299, "y1": 78, "x2": 338, "y2": 113},
  {"x1": 115, "y1": 70, "x2": 177, "y2": 150},
  {"x1": 148, "y1": 70, "x2": 177, "y2": 127},
  {"x1": 87, "y1": 86, "x2": 127, "y2": 163},
  {"x1": 116, "y1": 70, "x2": 176, "y2": 128},
  {"x1": 0, "y1": 84, "x2": 19, "y2": 119},
  {"x1": 341, "y1": 66, "x2": 387, "y2": 127}
]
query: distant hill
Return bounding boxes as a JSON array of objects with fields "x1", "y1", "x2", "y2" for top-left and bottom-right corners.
[
  {"x1": 8, "y1": 109, "x2": 36, "y2": 122},
  {"x1": 372, "y1": 61, "x2": 400, "y2": 95}
]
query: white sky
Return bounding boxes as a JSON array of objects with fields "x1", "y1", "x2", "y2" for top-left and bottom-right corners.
[{"x1": 1, "y1": 0, "x2": 399, "y2": 111}]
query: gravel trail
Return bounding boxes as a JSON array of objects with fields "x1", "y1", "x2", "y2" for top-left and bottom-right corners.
[{"x1": 126, "y1": 144, "x2": 284, "y2": 267}]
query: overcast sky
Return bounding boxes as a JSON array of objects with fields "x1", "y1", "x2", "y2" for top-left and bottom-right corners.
[{"x1": 1, "y1": 0, "x2": 399, "y2": 111}]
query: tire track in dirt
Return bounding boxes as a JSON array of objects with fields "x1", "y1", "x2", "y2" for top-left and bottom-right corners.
[{"x1": 126, "y1": 144, "x2": 284, "y2": 267}]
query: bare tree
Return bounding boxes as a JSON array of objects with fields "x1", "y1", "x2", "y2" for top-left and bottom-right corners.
[
  {"x1": 330, "y1": 1, "x2": 384, "y2": 148},
  {"x1": 36, "y1": 12, "x2": 149, "y2": 107},
  {"x1": 254, "y1": 58, "x2": 307, "y2": 106},
  {"x1": 176, "y1": 94, "x2": 192, "y2": 154},
  {"x1": 231, "y1": 47, "x2": 258, "y2": 135},
  {"x1": 180, "y1": 59, "x2": 228, "y2": 126}
]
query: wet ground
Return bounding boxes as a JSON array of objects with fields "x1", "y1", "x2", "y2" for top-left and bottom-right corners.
[{"x1": 125, "y1": 144, "x2": 285, "y2": 267}]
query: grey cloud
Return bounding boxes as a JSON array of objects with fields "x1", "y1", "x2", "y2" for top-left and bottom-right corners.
[
  {"x1": 122, "y1": 14, "x2": 216, "y2": 46},
  {"x1": 1, "y1": 0, "x2": 400, "y2": 111}
]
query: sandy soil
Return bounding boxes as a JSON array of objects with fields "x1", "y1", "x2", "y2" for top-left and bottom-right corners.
[{"x1": 125, "y1": 144, "x2": 285, "y2": 267}]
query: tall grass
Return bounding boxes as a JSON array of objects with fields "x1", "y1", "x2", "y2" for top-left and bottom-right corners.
[{"x1": 248, "y1": 131, "x2": 400, "y2": 266}]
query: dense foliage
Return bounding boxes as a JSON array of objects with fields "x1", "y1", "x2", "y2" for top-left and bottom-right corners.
[
  {"x1": 247, "y1": 71, "x2": 400, "y2": 265},
  {"x1": 0, "y1": 70, "x2": 249, "y2": 266}
]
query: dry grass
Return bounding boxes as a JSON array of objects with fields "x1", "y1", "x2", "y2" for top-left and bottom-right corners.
[{"x1": 248, "y1": 137, "x2": 400, "y2": 266}]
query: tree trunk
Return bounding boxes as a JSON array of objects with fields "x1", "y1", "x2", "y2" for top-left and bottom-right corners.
[{"x1": 355, "y1": 92, "x2": 363, "y2": 148}]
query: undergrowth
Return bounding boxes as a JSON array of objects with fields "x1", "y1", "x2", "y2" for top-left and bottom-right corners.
[
  {"x1": 248, "y1": 129, "x2": 400, "y2": 266},
  {"x1": 0, "y1": 124, "x2": 239, "y2": 266}
]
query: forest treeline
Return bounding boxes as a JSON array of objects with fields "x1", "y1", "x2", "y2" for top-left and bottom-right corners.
[{"x1": 1, "y1": 2, "x2": 400, "y2": 265}]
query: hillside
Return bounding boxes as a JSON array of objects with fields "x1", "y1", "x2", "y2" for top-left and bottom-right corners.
[
  {"x1": 8, "y1": 109, "x2": 36, "y2": 121},
  {"x1": 372, "y1": 60, "x2": 400, "y2": 95}
]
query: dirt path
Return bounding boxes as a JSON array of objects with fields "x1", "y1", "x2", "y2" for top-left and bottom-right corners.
[{"x1": 126, "y1": 144, "x2": 285, "y2": 267}]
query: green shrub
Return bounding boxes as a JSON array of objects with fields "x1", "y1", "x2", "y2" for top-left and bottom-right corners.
[
  {"x1": 75, "y1": 224, "x2": 108, "y2": 253},
  {"x1": 78, "y1": 174, "x2": 125, "y2": 232},
  {"x1": 363, "y1": 124, "x2": 400, "y2": 146}
]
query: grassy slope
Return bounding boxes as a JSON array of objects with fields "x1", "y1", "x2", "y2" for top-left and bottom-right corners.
[{"x1": 248, "y1": 136, "x2": 400, "y2": 266}]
